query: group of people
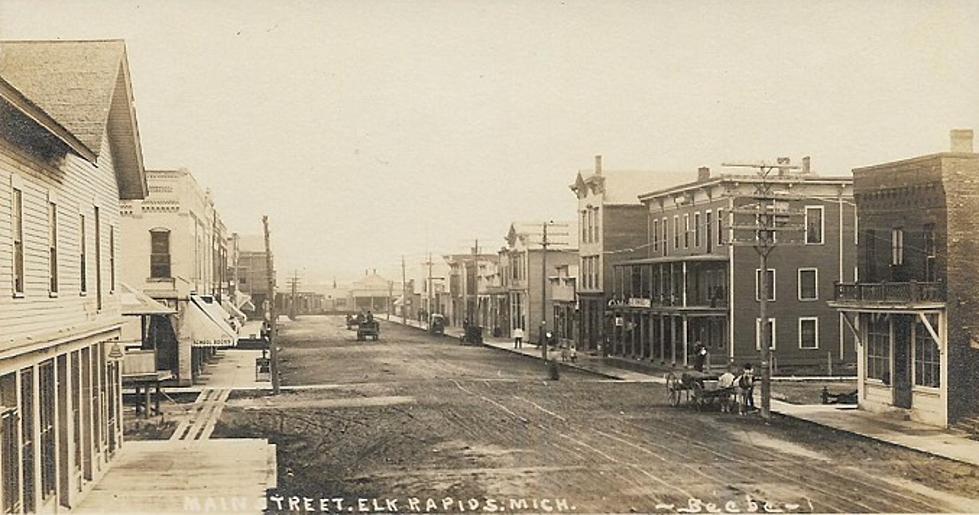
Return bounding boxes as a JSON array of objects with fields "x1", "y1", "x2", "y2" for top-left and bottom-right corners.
[
  {"x1": 717, "y1": 363, "x2": 756, "y2": 414},
  {"x1": 510, "y1": 327, "x2": 577, "y2": 361}
]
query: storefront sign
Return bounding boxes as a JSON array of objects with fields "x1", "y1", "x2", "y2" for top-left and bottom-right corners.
[{"x1": 628, "y1": 298, "x2": 651, "y2": 308}]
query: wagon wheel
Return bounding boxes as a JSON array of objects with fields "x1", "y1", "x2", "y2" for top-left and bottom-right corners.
[
  {"x1": 665, "y1": 373, "x2": 681, "y2": 407},
  {"x1": 691, "y1": 380, "x2": 705, "y2": 410}
]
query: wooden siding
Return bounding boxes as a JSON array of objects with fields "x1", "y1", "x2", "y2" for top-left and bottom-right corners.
[{"x1": 0, "y1": 132, "x2": 122, "y2": 356}]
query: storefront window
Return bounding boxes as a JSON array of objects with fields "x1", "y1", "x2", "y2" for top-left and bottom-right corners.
[
  {"x1": 914, "y1": 316, "x2": 940, "y2": 388},
  {"x1": 867, "y1": 316, "x2": 890, "y2": 382}
]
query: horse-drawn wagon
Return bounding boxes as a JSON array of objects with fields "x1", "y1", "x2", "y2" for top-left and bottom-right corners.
[{"x1": 665, "y1": 370, "x2": 736, "y2": 410}]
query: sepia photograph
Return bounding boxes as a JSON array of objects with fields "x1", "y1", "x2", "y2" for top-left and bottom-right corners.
[{"x1": 0, "y1": 1, "x2": 978, "y2": 513}]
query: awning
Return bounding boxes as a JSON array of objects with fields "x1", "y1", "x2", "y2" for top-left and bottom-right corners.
[
  {"x1": 222, "y1": 298, "x2": 248, "y2": 323},
  {"x1": 180, "y1": 295, "x2": 238, "y2": 348},
  {"x1": 235, "y1": 292, "x2": 256, "y2": 312},
  {"x1": 120, "y1": 283, "x2": 175, "y2": 316}
]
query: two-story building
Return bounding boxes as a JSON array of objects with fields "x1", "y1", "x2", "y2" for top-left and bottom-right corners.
[
  {"x1": 501, "y1": 222, "x2": 578, "y2": 344},
  {"x1": 235, "y1": 234, "x2": 274, "y2": 319},
  {"x1": 119, "y1": 168, "x2": 238, "y2": 386},
  {"x1": 0, "y1": 39, "x2": 147, "y2": 511},
  {"x1": 570, "y1": 156, "x2": 673, "y2": 352},
  {"x1": 549, "y1": 263, "x2": 578, "y2": 346},
  {"x1": 611, "y1": 161, "x2": 857, "y2": 372},
  {"x1": 830, "y1": 130, "x2": 979, "y2": 428}
]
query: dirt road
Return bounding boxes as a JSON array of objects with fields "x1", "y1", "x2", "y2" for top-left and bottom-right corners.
[{"x1": 215, "y1": 316, "x2": 979, "y2": 513}]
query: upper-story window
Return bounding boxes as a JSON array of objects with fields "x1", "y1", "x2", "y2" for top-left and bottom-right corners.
[
  {"x1": 923, "y1": 223, "x2": 936, "y2": 282},
  {"x1": 652, "y1": 219, "x2": 660, "y2": 253},
  {"x1": 79, "y1": 214, "x2": 87, "y2": 294},
  {"x1": 694, "y1": 212, "x2": 701, "y2": 248},
  {"x1": 48, "y1": 201, "x2": 58, "y2": 294},
  {"x1": 673, "y1": 216, "x2": 680, "y2": 249},
  {"x1": 150, "y1": 229, "x2": 172, "y2": 279},
  {"x1": 683, "y1": 214, "x2": 690, "y2": 249},
  {"x1": 805, "y1": 206, "x2": 824, "y2": 245},
  {"x1": 12, "y1": 187, "x2": 24, "y2": 296},
  {"x1": 662, "y1": 217, "x2": 668, "y2": 256},
  {"x1": 891, "y1": 227, "x2": 904, "y2": 266},
  {"x1": 581, "y1": 211, "x2": 587, "y2": 243},
  {"x1": 717, "y1": 208, "x2": 724, "y2": 245},
  {"x1": 109, "y1": 225, "x2": 116, "y2": 293},
  {"x1": 705, "y1": 211, "x2": 713, "y2": 253}
]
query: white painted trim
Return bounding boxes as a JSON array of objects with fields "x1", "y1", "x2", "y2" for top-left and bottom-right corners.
[
  {"x1": 798, "y1": 316, "x2": 819, "y2": 349},
  {"x1": 755, "y1": 317, "x2": 776, "y2": 350},
  {"x1": 797, "y1": 267, "x2": 819, "y2": 301}
]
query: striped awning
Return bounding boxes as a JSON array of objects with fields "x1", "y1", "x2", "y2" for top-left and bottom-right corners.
[{"x1": 181, "y1": 295, "x2": 238, "y2": 348}]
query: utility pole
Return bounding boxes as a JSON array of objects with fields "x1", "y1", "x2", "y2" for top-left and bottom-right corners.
[
  {"x1": 387, "y1": 281, "x2": 393, "y2": 320},
  {"x1": 262, "y1": 215, "x2": 279, "y2": 395},
  {"x1": 287, "y1": 270, "x2": 299, "y2": 320},
  {"x1": 541, "y1": 223, "x2": 549, "y2": 362},
  {"x1": 723, "y1": 158, "x2": 805, "y2": 420},
  {"x1": 426, "y1": 252, "x2": 434, "y2": 322},
  {"x1": 402, "y1": 255, "x2": 408, "y2": 324},
  {"x1": 471, "y1": 239, "x2": 479, "y2": 327}
]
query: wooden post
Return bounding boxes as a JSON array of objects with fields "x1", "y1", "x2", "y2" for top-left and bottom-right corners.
[{"x1": 262, "y1": 216, "x2": 279, "y2": 395}]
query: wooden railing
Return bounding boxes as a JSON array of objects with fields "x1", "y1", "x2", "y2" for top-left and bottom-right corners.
[
  {"x1": 122, "y1": 349, "x2": 157, "y2": 376},
  {"x1": 833, "y1": 281, "x2": 945, "y2": 304}
]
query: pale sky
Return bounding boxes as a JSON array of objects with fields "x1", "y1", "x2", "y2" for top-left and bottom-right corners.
[{"x1": 2, "y1": 0, "x2": 977, "y2": 286}]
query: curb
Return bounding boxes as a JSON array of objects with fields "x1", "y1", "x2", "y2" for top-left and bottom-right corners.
[{"x1": 477, "y1": 341, "x2": 623, "y2": 380}]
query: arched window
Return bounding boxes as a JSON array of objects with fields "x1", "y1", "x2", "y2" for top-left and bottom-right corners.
[{"x1": 149, "y1": 229, "x2": 171, "y2": 279}]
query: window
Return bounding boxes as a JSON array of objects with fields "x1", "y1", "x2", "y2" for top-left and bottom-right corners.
[
  {"x1": 581, "y1": 211, "x2": 586, "y2": 243},
  {"x1": 662, "y1": 218, "x2": 668, "y2": 256},
  {"x1": 705, "y1": 211, "x2": 713, "y2": 253},
  {"x1": 20, "y1": 367, "x2": 35, "y2": 513},
  {"x1": 755, "y1": 318, "x2": 776, "y2": 350},
  {"x1": 49, "y1": 201, "x2": 58, "y2": 294},
  {"x1": 109, "y1": 225, "x2": 116, "y2": 292},
  {"x1": 12, "y1": 188, "x2": 24, "y2": 295},
  {"x1": 914, "y1": 316, "x2": 940, "y2": 388},
  {"x1": 923, "y1": 223, "x2": 936, "y2": 282},
  {"x1": 79, "y1": 214, "x2": 87, "y2": 294},
  {"x1": 805, "y1": 206, "x2": 824, "y2": 244},
  {"x1": 755, "y1": 268, "x2": 776, "y2": 301},
  {"x1": 798, "y1": 268, "x2": 818, "y2": 301},
  {"x1": 865, "y1": 229, "x2": 877, "y2": 281},
  {"x1": 673, "y1": 216, "x2": 680, "y2": 249},
  {"x1": 38, "y1": 360, "x2": 56, "y2": 502},
  {"x1": 799, "y1": 317, "x2": 818, "y2": 349},
  {"x1": 683, "y1": 214, "x2": 690, "y2": 248},
  {"x1": 867, "y1": 315, "x2": 890, "y2": 382},
  {"x1": 891, "y1": 228, "x2": 904, "y2": 266},
  {"x1": 150, "y1": 229, "x2": 172, "y2": 279},
  {"x1": 717, "y1": 208, "x2": 724, "y2": 245},
  {"x1": 652, "y1": 219, "x2": 660, "y2": 253},
  {"x1": 95, "y1": 206, "x2": 102, "y2": 311},
  {"x1": 694, "y1": 212, "x2": 701, "y2": 247}
]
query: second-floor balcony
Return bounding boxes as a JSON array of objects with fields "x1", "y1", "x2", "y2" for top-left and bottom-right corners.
[{"x1": 832, "y1": 281, "x2": 946, "y2": 308}]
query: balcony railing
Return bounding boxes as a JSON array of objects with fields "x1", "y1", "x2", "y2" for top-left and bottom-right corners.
[{"x1": 833, "y1": 281, "x2": 945, "y2": 305}]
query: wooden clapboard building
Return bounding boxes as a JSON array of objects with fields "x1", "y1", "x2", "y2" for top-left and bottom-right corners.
[{"x1": 0, "y1": 39, "x2": 148, "y2": 511}]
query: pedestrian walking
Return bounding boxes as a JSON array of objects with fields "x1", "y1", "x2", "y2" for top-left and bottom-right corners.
[
  {"x1": 693, "y1": 341, "x2": 708, "y2": 372},
  {"x1": 512, "y1": 327, "x2": 524, "y2": 348}
]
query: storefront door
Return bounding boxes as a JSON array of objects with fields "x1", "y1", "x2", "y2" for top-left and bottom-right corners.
[{"x1": 893, "y1": 316, "x2": 913, "y2": 409}]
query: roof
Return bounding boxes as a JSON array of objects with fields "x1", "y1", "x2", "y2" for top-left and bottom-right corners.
[
  {"x1": 616, "y1": 255, "x2": 729, "y2": 266},
  {"x1": 571, "y1": 169, "x2": 679, "y2": 205},
  {"x1": 0, "y1": 39, "x2": 147, "y2": 199},
  {"x1": 120, "y1": 283, "x2": 175, "y2": 316},
  {"x1": 0, "y1": 75, "x2": 96, "y2": 160},
  {"x1": 505, "y1": 220, "x2": 579, "y2": 249},
  {"x1": 637, "y1": 173, "x2": 852, "y2": 202}
]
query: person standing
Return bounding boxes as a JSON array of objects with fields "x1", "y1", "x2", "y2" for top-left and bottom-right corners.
[
  {"x1": 512, "y1": 326, "x2": 524, "y2": 349},
  {"x1": 693, "y1": 342, "x2": 708, "y2": 372}
]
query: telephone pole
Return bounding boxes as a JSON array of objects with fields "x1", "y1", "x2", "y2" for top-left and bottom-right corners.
[
  {"x1": 471, "y1": 239, "x2": 479, "y2": 327},
  {"x1": 723, "y1": 158, "x2": 805, "y2": 420},
  {"x1": 262, "y1": 215, "x2": 280, "y2": 395},
  {"x1": 426, "y1": 252, "x2": 434, "y2": 321},
  {"x1": 541, "y1": 223, "x2": 549, "y2": 362},
  {"x1": 401, "y1": 255, "x2": 408, "y2": 324},
  {"x1": 287, "y1": 270, "x2": 299, "y2": 320}
]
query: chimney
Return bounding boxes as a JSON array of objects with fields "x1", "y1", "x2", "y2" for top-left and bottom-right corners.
[
  {"x1": 950, "y1": 129, "x2": 974, "y2": 153},
  {"x1": 594, "y1": 155, "x2": 603, "y2": 176},
  {"x1": 697, "y1": 166, "x2": 711, "y2": 181},
  {"x1": 802, "y1": 156, "x2": 811, "y2": 174}
]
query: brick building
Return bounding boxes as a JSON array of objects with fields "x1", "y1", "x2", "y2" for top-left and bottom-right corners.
[
  {"x1": 569, "y1": 156, "x2": 673, "y2": 352},
  {"x1": 830, "y1": 130, "x2": 979, "y2": 427},
  {"x1": 611, "y1": 161, "x2": 857, "y2": 371}
]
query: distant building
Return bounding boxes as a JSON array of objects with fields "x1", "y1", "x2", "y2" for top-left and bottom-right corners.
[
  {"x1": 549, "y1": 264, "x2": 578, "y2": 346},
  {"x1": 499, "y1": 222, "x2": 578, "y2": 344},
  {"x1": 443, "y1": 252, "x2": 497, "y2": 327},
  {"x1": 830, "y1": 130, "x2": 979, "y2": 428},
  {"x1": 119, "y1": 169, "x2": 238, "y2": 386},
  {"x1": 569, "y1": 155, "x2": 674, "y2": 352},
  {"x1": 348, "y1": 270, "x2": 400, "y2": 313},
  {"x1": 612, "y1": 160, "x2": 856, "y2": 371},
  {"x1": 0, "y1": 38, "x2": 147, "y2": 510},
  {"x1": 236, "y1": 235, "x2": 274, "y2": 318}
]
